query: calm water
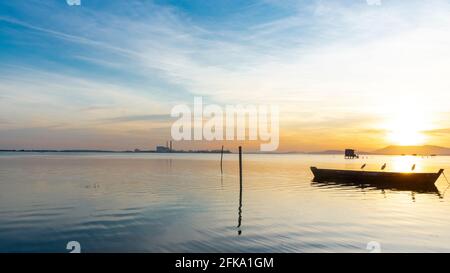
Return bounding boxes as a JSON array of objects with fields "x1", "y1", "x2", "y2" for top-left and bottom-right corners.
[{"x1": 1, "y1": 152, "x2": 450, "y2": 253}]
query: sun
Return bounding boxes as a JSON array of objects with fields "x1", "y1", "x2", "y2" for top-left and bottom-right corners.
[
  {"x1": 388, "y1": 128, "x2": 426, "y2": 146},
  {"x1": 384, "y1": 108, "x2": 428, "y2": 146}
]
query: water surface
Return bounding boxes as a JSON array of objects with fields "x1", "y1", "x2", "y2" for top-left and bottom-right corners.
[{"x1": 0, "y1": 152, "x2": 449, "y2": 252}]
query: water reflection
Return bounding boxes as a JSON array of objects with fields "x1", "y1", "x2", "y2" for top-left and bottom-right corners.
[
  {"x1": 312, "y1": 178, "x2": 442, "y2": 198},
  {"x1": 165, "y1": 158, "x2": 173, "y2": 169},
  {"x1": 2, "y1": 153, "x2": 450, "y2": 252},
  {"x1": 237, "y1": 173, "x2": 243, "y2": 236},
  {"x1": 392, "y1": 156, "x2": 423, "y2": 173},
  {"x1": 311, "y1": 155, "x2": 446, "y2": 199}
]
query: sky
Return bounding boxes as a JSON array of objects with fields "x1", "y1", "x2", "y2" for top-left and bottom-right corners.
[{"x1": 1, "y1": 0, "x2": 450, "y2": 152}]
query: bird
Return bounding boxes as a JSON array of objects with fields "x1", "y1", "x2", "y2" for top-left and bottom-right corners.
[
  {"x1": 361, "y1": 164, "x2": 367, "y2": 170},
  {"x1": 381, "y1": 163, "x2": 387, "y2": 170},
  {"x1": 412, "y1": 164, "x2": 416, "y2": 171}
]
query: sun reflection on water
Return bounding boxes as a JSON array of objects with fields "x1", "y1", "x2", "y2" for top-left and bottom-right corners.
[{"x1": 391, "y1": 156, "x2": 423, "y2": 173}]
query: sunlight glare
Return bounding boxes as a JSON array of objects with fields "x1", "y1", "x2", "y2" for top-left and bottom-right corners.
[
  {"x1": 383, "y1": 103, "x2": 429, "y2": 146},
  {"x1": 391, "y1": 156, "x2": 423, "y2": 173}
]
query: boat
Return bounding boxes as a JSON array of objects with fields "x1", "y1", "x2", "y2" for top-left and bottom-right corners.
[{"x1": 311, "y1": 167, "x2": 444, "y2": 191}]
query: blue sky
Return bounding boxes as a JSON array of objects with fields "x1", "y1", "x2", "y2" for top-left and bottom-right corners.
[{"x1": 1, "y1": 0, "x2": 450, "y2": 151}]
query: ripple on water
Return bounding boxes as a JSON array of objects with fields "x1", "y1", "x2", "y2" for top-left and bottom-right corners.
[{"x1": 1, "y1": 153, "x2": 450, "y2": 252}]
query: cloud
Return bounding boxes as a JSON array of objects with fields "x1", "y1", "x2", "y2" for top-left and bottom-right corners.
[
  {"x1": 0, "y1": 119, "x2": 9, "y2": 125},
  {"x1": 424, "y1": 128, "x2": 450, "y2": 136},
  {"x1": 366, "y1": 0, "x2": 382, "y2": 6},
  {"x1": 101, "y1": 114, "x2": 173, "y2": 124},
  {"x1": 0, "y1": 65, "x2": 170, "y2": 132},
  {"x1": 66, "y1": 0, "x2": 81, "y2": 6},
  {"x1": 5, "y1": 1, "x2": 450, "y2": 108},
  {"x1": 2, "y1": 0, "x2": 450, "y2": 149},
  {"x1": 0, "y1": 126, "x2": 163, "y2": 150}
]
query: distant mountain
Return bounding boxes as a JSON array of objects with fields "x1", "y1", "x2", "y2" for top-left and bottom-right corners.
[
  {"x1": 307, "y1": 150, "x2": 343, "y2": 155},
  {"x1": 373, "y1": 145, "x2": 450, "y2": 155},
  {"x1": 307, "y1": 150, "x2": 371, "y2": 155}
]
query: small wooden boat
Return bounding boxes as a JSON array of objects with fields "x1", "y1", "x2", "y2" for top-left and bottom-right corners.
[{"x1": 311, "y1": 167, "x2": 444, "y2": 190}]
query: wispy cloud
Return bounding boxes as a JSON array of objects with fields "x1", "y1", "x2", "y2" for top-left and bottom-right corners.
[
  {"x1": 1, "y1": 0, "x2": 450, "y2": 150},
  {"x1": 425, "y1": 128, "x2": 450, "y2": 136},
  {"x1": 101, "y1": 114, "x2": 173, "y2": 124}
]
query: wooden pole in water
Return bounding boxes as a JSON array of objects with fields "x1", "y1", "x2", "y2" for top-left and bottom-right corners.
[
  {"x1": 237, "y1": 146, "x2": 243, "y2": 234},
  {"x1": 220, "y1": 145, "x2": 224, "y2": 174},
  {"x1": 238, "y1": 146, "x2": 243, "y2": 185}
]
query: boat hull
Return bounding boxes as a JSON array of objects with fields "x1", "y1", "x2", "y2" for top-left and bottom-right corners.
[{"x1": 311, "y1": 167, "x2": 443, "y2": 191}]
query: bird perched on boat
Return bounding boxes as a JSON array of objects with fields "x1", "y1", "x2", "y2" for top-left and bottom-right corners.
[
  {"x1": 381, "y1": 163, "x2": 387, "y2": 170},
  {"x1": 412, "y1": 164, "x2": 416, "y2": 171},
  {"x1": 361, "y1": 164, "x2": 367, "y2": 169}
]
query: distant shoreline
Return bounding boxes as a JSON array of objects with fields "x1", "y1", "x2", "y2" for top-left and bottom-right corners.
[
  {"x1": 0, "y1": 149, "x2": 232, "y2": 154},
  {"x1": 1, "y1": 149, "x2": 449, "y2": 156}
]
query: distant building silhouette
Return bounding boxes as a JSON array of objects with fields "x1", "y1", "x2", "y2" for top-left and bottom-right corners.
[
  {"x1": 345, "y1": 149, "x2": 359, "y2": 159},
  {"x1": 156, "y1": 146, "x2": 170, "y2": 153}
]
